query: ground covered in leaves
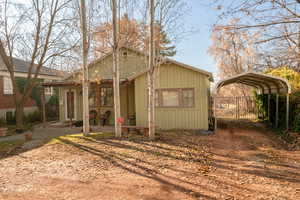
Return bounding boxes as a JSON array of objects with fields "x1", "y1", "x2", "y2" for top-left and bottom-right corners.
[{"x1": 0, "y1": 122, "x2": 300, "y2": 200}]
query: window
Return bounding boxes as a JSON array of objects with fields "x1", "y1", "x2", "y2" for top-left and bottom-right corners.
[
  {"x1": 122, "y1": 51, "x2": 128, "y2": 58},
  {"x1": 155, "y1": 90, "x2": 159, "y2": 107},
  {"x1": 155, "y1": 88, "x2": 194, "y2": 108},
  {"x1": 100, "y1": 87, "x2": 113, "y2": 106},
  {"x1": 44, "y1": 80, "x2": 53, "y2": 95},
  {"x1": 3, "y1": 76, "x2": 13, "y2": 95},
  {"x1": 44, "y1": 87, "x2": 53, "y2": 95},
  {"x1": 182, "y1": 89, "x2": 194, "y2": 107},
  {"x1": 89, "y1": 88, "x2": 96, "y2": 107},
  {"x1": 161, "y1": 90, "x2": 180, "y2": 107}
]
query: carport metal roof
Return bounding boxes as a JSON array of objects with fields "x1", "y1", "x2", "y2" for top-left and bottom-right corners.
[
  {"x1": 216, "y1": 72, "x2": 291, "y2": 94},
  {"x1": 214, "y1": 72, "x2": 291, "y2": 131}
]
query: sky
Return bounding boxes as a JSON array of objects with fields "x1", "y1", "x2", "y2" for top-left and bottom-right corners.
[
  {"x1": 5, "y1": 0, "x2": 220, "y2": 77},
  {"x1": 173, "y1": 1, "x2": 219, "y2": 77}
]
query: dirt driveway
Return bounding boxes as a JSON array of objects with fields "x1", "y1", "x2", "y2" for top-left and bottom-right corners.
[{"x1": 0, "y1": 122, "x2": 299, "y2": 200}]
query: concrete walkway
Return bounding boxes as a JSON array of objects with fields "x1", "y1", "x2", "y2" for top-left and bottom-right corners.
[
  {"x1": 0, "y1": 124, "x2": 114, "y2": 149},
  {"x1": 0, "y1": 126, "x2": 80, "y2": 142}
]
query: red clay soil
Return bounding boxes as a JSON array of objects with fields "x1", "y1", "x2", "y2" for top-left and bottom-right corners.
[{"x1": 0, "y1": 122, "x2": 299, "y2": 200}]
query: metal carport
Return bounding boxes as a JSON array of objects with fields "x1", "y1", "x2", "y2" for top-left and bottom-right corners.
[{"x1": 215, "y1": 72, "x2": 291, "y2": 130}]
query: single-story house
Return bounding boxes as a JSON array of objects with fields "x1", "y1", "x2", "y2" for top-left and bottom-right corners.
[
  {"x1": 44, "y1": 47, "x2": 213, "y2": 130},
  {"x1": 0, "y1": 57, "x2": 66, "y2": 121}
]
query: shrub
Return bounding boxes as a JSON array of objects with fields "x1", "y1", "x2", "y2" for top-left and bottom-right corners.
[
  {"x1": 0, "y1": 118, "x2": 6, "y2": 126},
  {"x1": 255, "y1": 68, "x2": 300, "y2": 132},
  {"x1": 46, "y1": 95, "x2": 59, "y2": 120},
  {"x1": 6, "y1": 113, "x2": 16, "y2": 125},
  {"x1": 25, "y1": 110, "x2": 41, "y2": 123},
  {"x1": 293, "y1": 114, "x2": 300, "y2": 132},
  {"x1": 265, "y1": 66, "x2": 300, "y2": 90}
]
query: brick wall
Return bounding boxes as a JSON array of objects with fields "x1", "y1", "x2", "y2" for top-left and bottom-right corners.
[{"x1": 0, "y1": 76, "x2": 36, "y2": 109}]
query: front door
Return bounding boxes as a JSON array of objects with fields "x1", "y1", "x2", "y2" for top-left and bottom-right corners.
[{"x1": 65, "y1": 90, "x2": 76, "y2": 120}]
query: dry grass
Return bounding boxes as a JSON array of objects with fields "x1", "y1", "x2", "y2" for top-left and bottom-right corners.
[
  {"x1": 0, "y1": 140, "x2": 25, "y2": 154},
  {"x1": 1, "y1": 125, "x2": 300, "y2": 200}
]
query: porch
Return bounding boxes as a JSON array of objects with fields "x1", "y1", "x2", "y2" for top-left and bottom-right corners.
[{"x1": 42, "y1": 80, "x2": 136, "y2": 126}]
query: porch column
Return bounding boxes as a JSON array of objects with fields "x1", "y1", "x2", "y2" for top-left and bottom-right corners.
[
  {"x1": 275, "y1": 94, "x2": 279, "y2": 128},
  {"x1": 286, "y1": 94, "x2": 289, "y2": 130},
  {"x1": 41, "y1": 87, "x2": 47, "y2": 127},
  {"x1": 68, "y1": 88, "x2": 73, "y2": 127}
]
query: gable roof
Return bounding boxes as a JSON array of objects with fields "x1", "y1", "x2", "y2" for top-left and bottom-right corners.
[
  {"x1": 88, "y1": 46, "x2": 213, "y2": 81},
  {"x1": 66, "y1": 46, "x2": 213, "y2": 82},
  {"x1": 0, "y1": 57, "x2": 67, "y2": 77}
]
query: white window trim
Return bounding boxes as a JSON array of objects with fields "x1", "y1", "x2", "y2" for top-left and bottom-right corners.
[
  {"x1": 44, "y1": 87, "x2": 53, "y2": 95},
  {"x1": 44, "y1": 79, "x2": 53, "y2": 95},
  {"x1": 3, "y1": 76, "x2": 13, "y2": 95},
  {"x1": 64, "y1": 89, "x2": 77, "y2": 120}
]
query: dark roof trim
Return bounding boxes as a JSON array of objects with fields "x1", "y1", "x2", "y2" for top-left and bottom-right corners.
[{"x1": 42, "y1": 79, "x2": 129, "y2": 87}]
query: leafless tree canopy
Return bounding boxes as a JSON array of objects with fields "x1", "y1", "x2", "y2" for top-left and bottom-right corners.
[
  {"x1": 211, "y1": 0, "x2": 300, "y2": 71},
  {"x1": 90, "y1": 0, "x2": 190, "y2": 58},
  {"x1": 0, "y1": 0, "x2": 78, "y2": 128}
]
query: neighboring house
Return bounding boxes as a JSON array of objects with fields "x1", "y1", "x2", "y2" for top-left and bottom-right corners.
[
  {"x1": 45, "y1": 47, "x2": 213, "y2": 130},
  {"x1": 0, "y1": 57, "x2": 66, "y2": 121}
]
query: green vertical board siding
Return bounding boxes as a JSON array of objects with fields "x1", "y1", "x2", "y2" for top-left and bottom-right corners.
[
  {"x1": 88, "y1": 49, "x2": 148, "y2": 81},
  {"x1": 59, "y1": 47, "x2": 211, "y2": 129},
  {"x1": 135, "y1": 63, "x2": 210, "y2": 130}
]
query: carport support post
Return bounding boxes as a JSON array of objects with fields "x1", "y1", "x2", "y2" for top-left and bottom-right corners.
[
  {"x1": 286, "y1": 94, "x2": 289, "y2": 130},
  {"x1": 275, "y1": 94, "x2": 279, "y2": 128}
]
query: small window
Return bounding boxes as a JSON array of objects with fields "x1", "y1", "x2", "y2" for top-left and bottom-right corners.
[
  {"x1": 122, "y1": 51, "x2": 128, "y2": 58},
  {"x1": 44, "y1": 87, "x2": 53, "y2": 95},
  {"x1": 3, "y1": 76, "x2": 13, "y2": 95},
  {"x1": 155, "y1": 90, "x2": 159, "y2": 107},
  {"x1": 161, "y1": 90, "x2": 180, "y2": 107},
  {"x1": 44, "y1": 80, "x2": 53, "y2": 95},
  {"x1": 100, "y1": 87, "x2": 113, "y2": 107},
  {"x1": 182, "y1": 89, "x2": 194, "y2": 107},
  {"x1": 155, "y1": 88, "x2": 195, "y2": 108},
  {"x1": 89, "y1": 88, "x2": 96, "y2": 107}
]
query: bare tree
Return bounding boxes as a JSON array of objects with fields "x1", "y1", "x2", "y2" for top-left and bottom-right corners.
[
  {"x1": 211, "y1": 0, "x2": 300, "y2": 70},
  {"x1": 148, "y1": 0, "x2": 155, "y2": 140},
  {"x1": 79, "y1": 0, "x2": 90, "y2": 135},
  {"x1": 92, "y1": 14, "x2": 176, "y2": 58},
  {"x1": 208, "y1": 22, "x2": 259, "y2": 96},
  {"x1": 0, "y1": 0, "x2": 76, "y2": 130},
  {"x1": 112, "y1": 0, "x2": 122, "y2": 137}
]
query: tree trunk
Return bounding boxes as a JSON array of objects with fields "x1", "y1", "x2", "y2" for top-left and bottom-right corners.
[
  {"x1": 15, "y1": 102, "x2": 24, "y2": 131},
  {"x1": 148, "y1": 0, "x2": 155, "y2": 140},
  {"x1": 80, "y1": 0, "x2": 90, "y2": 135},
  {"x1": 112, "y1": 0, "x2": 122, "y2": 137},
  {"x1": 41, "y1": 87, "x2": 47, "y2": 127}
]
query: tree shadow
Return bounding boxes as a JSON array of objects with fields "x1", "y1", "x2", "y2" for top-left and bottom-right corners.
[
  {"x1": 56, "y1": 132, "x2": 297, "y2": 198},
  {"x1": 56, "y1": 137, "x2": 220, "y2": 200}
]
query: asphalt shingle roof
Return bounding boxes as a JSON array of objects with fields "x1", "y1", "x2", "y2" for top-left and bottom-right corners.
[{"x1": 0, "y1": 57, "x2": 66, "y2": 77}]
